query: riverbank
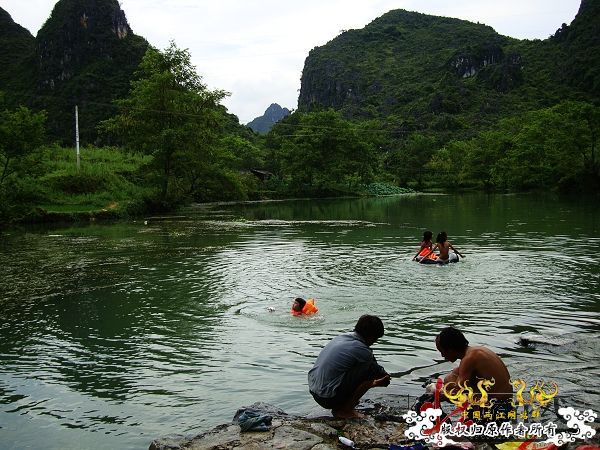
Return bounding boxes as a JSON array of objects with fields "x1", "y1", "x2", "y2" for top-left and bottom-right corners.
[{"x1": 148, "y1": 401, "x2": 600, "y2": 450}]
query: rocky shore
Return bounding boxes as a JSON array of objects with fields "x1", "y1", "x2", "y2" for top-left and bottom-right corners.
[
  {"x1": 148, "y1": 401, "x2": 600, "y2": 450},
  {"x1": 149, "y1": 401, "x2": 409, "y2": 450}
]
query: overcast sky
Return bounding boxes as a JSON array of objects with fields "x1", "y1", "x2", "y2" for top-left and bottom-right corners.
[{"x1": 1, "y1": 0, "x2": 582, "y2": 123}]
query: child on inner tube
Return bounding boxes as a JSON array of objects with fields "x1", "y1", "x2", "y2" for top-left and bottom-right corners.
[
  {"x1": 413, "y1": 230, "x2": 435, "y2": 261},
  {"x1": 420, "y1": 231, "x2": 464, "y2": 263}
]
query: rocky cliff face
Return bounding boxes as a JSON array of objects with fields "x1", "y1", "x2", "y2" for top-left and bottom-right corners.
[
  {"x1": 448, "y1": 44, "x2": 523, "y2": 93},
  {"x1": 36, "y1": 0, "x2": 140, "y2": 90},
  {"x1": 247, "y1": 103, "x2": 291, "y2": 134}
]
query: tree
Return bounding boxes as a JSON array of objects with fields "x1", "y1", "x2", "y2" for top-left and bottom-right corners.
[
  {"x1": 495, "y1": 101, "x2": 600, "y2": 192},
  {"x1": 387, "y1": 133, "x2": 437, "y2": 188},
  {"x1": 268, "y1": 110, "x2": 378, "y2": 194},
  {"x1": 100, "y1": 42, "x2": 228, "y2": 205},
  {"x1": 462, "y1": 130, "x2": 513, "y2": 190},
  {"x1": 0, "y1": 105, "x2": 46, "y2": 185},
  {"x1": 0, "y1": 104, "x2": 46, "y2": 222},
  {"x1": 426, "y1": 140, "x2": 469, "y2": 188}
]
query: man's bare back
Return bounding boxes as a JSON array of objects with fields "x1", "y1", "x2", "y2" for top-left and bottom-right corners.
[{"x1": 458, "y1": 346, "x2": 512, "y2": 400}]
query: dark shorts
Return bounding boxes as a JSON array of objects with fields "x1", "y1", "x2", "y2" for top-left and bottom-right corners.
[
  {"x1": 310, "y1": 390, "x2": 344, "y2": 410},
  {"x1": 310, "y1": 365, "x2": 383, "y2": 410}
]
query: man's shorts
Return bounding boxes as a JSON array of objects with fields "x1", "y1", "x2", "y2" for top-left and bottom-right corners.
[{"x1": 309, "y1": 365, "x2": 383, "y2": 410}]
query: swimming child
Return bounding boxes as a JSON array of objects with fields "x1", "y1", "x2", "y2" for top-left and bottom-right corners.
[
  {"x1": 413, "y1": 230, "x2": 437, "y2": 262},
  {"x1": 291, "y1": 297, "x2": 319, "y2": 316}
]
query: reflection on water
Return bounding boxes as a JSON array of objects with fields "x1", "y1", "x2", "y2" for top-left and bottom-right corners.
[{"x1": 0, "y1": 194, "x2": 599, "y2": 449}]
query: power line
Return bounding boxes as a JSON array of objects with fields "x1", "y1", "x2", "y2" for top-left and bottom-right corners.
[{"x1": 7, "y1": 91, "x2": 428, "y2": 136}]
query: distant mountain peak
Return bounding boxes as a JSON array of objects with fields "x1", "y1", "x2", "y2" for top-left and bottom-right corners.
[
  {"x1": 37, "y1": 0, "x2": 140, "y2": 88},
  {"x1": 247, "y1": 103, "x2": 291, "y2": 134}
]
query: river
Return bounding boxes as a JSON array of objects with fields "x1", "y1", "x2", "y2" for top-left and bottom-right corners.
[{"x1": 0, "y1": 193, "x2": 598, "y2": 449}]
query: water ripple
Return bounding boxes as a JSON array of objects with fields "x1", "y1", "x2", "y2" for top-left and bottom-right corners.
[{"x1": 0, "y1": 194, "x2": 599, "y2": 449}]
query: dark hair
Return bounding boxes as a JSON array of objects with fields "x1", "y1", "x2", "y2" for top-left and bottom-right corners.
[
  {"x1": 354, "y1": 315, "x2": 384, "y2": 341},
  {"x1": 436, "y1": 232, "x2": 447, "y2": 244},
  {"x1": 437, "y1": 326, "x2": 469, "y2": 351},
  {"x1": 423, "y1": 230, "x2": 433, "y2": 241},
  {"x1": 294, "y1": 297, "x2": 306, "y2": 308}
]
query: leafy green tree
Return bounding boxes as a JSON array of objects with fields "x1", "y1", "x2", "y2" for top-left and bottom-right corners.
[
  {"x1": 0, "y1": 105, "x2": 46, "y2": 184},
  {"x1": 387, "y1": 133, "x2": 437, "y2": 187},
  {"x1": 426, "y1": 139, "x2": 469, "y2": 188},
  {"x1": 219, "y1": 135, "x2": 264, "y2": 170},
  {"x1": 496, "y1": 101, "x2": 599, "y2": 191},
  {"x1": 462, "y1": 130, "x2": 513, "y2": 189},
  {"x1": 100, "y1": 42, "x2": 228, "y2": 206},
  {"x1": 268, "y1": 110, "x2": 378, "y2": 194},
  {"x1": 0, "y1": 104, "x2": 46, "y2": 222}
]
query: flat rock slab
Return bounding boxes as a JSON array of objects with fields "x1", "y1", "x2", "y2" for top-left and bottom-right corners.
[{"x1": 149, "y1": 402, "x2": 409, "y2": 450}]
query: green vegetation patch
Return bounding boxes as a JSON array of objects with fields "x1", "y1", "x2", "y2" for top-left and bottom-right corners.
[{"x1": 362, "y1": 182, "x2": 414, "y2": 196}]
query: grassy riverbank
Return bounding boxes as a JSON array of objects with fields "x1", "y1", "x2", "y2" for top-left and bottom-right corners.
[
  {"x1": 2, "y1": 145, "x2": 415, "y2": 225},
  {"x1": 1, "y1": 145, "x2": 152, "y2": 223}
]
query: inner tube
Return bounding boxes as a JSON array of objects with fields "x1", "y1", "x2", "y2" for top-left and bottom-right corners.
[{"x1": 416, "y1": 253, "x2": 459, "y2": 264}]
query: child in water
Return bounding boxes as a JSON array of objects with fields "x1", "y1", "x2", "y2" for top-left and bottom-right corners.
[
  {"x1": 421, "y1": 231, "x2": 464, "y2": 263},
  {"x1": 413, "y1": 230, "x2": 436, "y2": 262},
  {"x1": 291, "y1": 297, "x2": 319, "y2": 316}
]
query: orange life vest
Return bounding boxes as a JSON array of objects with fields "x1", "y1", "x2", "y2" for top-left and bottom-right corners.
[
  {"x1": 291, "y1": 298, "x2": 318, "y2": 316},
  {"x1": 418, "y1": 247, "x2": 438, "y2": 260}
]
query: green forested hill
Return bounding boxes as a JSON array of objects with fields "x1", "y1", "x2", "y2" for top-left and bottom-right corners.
[
  {"x1": 0, "y1": 8, "x2": 36, "y2": 101},
  {"x1": 1, "y1": 1, "x2": 598, "y2": 225},
  {"x1": 266, "y1": 1, "x2": 598, "y2": 195},
  {"x1": 554, "y1": 0, "x2": 600, "y2": 96},
  {"x1": 34, "y1": 0, "x2": 149, "y2": 143},
  {"x1": 298, "y1": 3, "x2": 598, "y2": 138},
  {"x1": 0, "y1": 0, "x2": 148, "y2": 143}
]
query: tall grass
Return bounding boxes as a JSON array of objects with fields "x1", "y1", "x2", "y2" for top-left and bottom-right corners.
[{"x1": 36, "y1": 145, "x2": 153, "y2": 212}]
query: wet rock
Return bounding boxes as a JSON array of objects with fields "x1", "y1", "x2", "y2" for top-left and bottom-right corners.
[
  {"x1": 517, "y1": 333, "x2": 574, "y2": 348},
  {"x1": 149, "y1": 402, "x2": 409, "y2": 450}
]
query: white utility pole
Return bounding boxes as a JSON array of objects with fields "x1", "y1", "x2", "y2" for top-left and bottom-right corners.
[{"x1": 75, "y1": 105, "x2": 80, "y2": 171}]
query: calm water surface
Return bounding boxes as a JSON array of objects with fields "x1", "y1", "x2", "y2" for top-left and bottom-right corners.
[{"x1": 1, "y1": 194, "x2": 599, "y2": 449}]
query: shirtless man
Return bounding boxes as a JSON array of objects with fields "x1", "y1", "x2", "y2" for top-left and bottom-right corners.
[{"x1": 436, "y1": 326, "x2": 512, "y2": 402}]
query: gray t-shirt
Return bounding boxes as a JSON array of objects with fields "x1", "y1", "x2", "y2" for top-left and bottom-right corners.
[{"x1": 308, "y1": 332, "x2": 386, "y2": 399}]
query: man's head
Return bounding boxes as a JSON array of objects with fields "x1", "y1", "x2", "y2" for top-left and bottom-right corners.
[
  {"x1": 354, "y1": 315, "x2": 384, "y2": 346},
  {"x1": 436, "y1": 326, "x2": 469, "y2": 362},
  {"x1": 292, "y1": 297, "x2": 306, "y2": 312}
]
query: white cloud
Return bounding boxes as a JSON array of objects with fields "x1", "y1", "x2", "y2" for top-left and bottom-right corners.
[{"x1": 1, "y1": 0, "x2": 582, "y2": 123}]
